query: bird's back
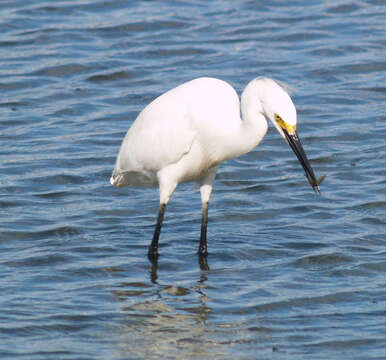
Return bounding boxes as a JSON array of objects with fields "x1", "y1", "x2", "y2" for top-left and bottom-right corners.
[{"x1": 111, "y1": 77, "x2": 240, "y2": 187}]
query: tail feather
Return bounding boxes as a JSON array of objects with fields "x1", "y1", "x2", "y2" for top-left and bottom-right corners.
[
  {"x1": 110, "y1": 170, "x2": 126, "y2": 188},
  {"x1": 110, "y1": 168, "x2": 157, "y2": 188}
]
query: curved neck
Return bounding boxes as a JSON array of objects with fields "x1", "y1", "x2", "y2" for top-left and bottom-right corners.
[
  {"x1": 209, "y1": 81, "x2": 269, "y2": 164},
  {"x1": 234, "y1": 84, "x2": 268, "y2": 157}
]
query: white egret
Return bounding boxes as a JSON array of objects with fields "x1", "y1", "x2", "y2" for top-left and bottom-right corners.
[{"x1": 110, "y1": 77, "x2": 322, "y2": 258}]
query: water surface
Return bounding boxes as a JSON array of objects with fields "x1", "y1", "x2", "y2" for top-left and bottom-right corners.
[{"x1": 1, "y1": 1, "x2": 385, "y2": 359}]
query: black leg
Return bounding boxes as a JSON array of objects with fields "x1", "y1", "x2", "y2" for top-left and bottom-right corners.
[
  {"x1": 198, "y1": 201, "x2": 209, "y2": 255},
  {"x1": 149, "y1": 255, "x2": 158, "y2": 284},
  {"x1": 198, "y1": 253, "x2": 210, "y2": 271},
  {"x1": 148, "y1": 203, "x2": 166, "y2": 259}
]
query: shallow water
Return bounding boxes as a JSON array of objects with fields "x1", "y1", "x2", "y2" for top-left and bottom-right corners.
[{"x1": 1, "y1": 1, "x2": 386, "y2": 359}]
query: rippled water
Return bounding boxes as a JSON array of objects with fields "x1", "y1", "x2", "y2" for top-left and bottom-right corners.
[{"x1": 1, "y1": 1, "x2": 386, "y2": 359}]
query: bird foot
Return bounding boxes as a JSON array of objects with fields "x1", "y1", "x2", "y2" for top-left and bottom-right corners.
[
  {"x1": 147, "y1": 248, "x2": 159, "y2": 262},
  {"x1": 198, "y1": 253, "x2": 210, "y2": 271}
]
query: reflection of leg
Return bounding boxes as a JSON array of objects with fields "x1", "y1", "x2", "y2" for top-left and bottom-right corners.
[
  {"x1": 199, "y1": 201, "x2": 209, "y2": 255},
  {"x1": 148, "y1": 203, "x2": 166, "y2": 259}
]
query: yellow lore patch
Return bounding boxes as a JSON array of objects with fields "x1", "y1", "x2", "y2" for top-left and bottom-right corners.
[{"x1": 274, "y1": 113, "x2": 297, "y2": 134}]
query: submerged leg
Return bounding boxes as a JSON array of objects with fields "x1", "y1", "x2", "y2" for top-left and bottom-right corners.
[
  {"x1": 148, "y1": 203, "x2": 166, "y2": 259},
  {"x1": 198, "y1": 166, "x2": 218, "y2": 256},
  {"x1": 198, "y1": 248, "x2": 210, "y2": 271},
  {"x1": 148, "y1": 173, "x2": 177, "y2": 259},
  {"x1": 198, "y1": 201, "x2": 209, "y2": 255}
]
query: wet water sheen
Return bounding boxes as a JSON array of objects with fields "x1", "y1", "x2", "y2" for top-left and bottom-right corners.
[{"x1": 1, "y1": 1, "x2": 386, "y2": 359}]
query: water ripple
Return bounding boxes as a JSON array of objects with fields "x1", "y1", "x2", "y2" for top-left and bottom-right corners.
[{"x1": 1, "y1": 0, "x2": 385, "y2": 359}]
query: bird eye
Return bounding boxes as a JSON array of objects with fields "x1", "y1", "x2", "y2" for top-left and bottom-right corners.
[{"x1": 274, "y1": 113, "x2": 282, "y2": 121}]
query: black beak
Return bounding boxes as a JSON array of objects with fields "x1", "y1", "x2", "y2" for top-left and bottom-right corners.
[{"x1": 283, "y1": 130, "x2": 321, "y2": 195}]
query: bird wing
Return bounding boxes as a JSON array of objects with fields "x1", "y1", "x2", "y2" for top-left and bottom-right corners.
[
  {"x1": 111, "y1": 77, "x2": 241, "y2": 188},
  {"x1": 113, "y1": 90, "x2": 197, "y2": 183}
]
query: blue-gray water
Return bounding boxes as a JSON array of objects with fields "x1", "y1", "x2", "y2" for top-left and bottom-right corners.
[{"x1": 1, "y1": 1, "x2": 386, "y2": 359}]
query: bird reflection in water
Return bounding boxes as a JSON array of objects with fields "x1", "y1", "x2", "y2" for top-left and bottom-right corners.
[{"x1": 112, "y1": 260, "x2": 213, "y2": 359}]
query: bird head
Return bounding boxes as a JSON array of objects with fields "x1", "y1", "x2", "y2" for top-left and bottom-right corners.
[{"x1": 252, "y1": 78, "x2": 323, "y2": 194}]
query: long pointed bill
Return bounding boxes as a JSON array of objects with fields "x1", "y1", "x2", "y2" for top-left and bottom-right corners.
[{"x1": 283, "y1": 130, "x2": 321, "y2": 195}]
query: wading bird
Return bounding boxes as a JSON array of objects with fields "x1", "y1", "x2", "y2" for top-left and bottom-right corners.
[{"x1": 110, "y1": 77, "x2": 322, "y2": 259}]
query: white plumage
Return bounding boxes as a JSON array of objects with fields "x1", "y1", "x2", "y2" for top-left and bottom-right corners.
[{"x1": 111, "y1": 77, "x2": 321, "y2": 258}]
